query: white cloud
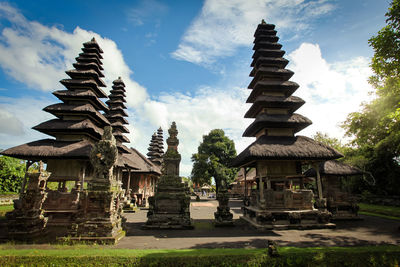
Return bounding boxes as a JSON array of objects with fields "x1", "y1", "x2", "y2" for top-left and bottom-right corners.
[
  {"x1": 171, "y1": 0, "x2": 335, "y2": 65},
  {"x1": 126, "y1": 86, "x2": 252, "y2": 176},
  {"x1": 287, "y1": 43, "x2": 374, "y2": 140},
  {"x1": 0, "y1": 108, "x2": 24, "y2": 135},
  {"x1": 0, "y1": 2, "x2": 148, "y2": 108},
  {"x1": 0, "y1": 96, "x2": 53, "y2": 148},
  {"x1": 126, "y1": 0, "x2": 168, "y2": 26}
]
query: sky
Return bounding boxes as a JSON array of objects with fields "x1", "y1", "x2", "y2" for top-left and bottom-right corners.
[{"x1": 0, "y1": 0, "x2": 390, "y2": 177}]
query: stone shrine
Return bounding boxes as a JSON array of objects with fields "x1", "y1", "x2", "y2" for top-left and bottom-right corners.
[
  {"x1": 214, "y1": 180, "x2": 234, "y2": 227},
  {"x1": 70, "y1": 127, "x2": 125, "y2": 243},
  {"x1": 143, "y1": 122, "x2": 193, "y2": 229},
  {"x1": 6, "y1": 162, "x2": 50, "y2": 240}
]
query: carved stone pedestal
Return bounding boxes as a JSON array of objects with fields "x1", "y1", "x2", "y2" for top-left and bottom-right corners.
[
  {"x1": 6, "y1": 164, "x2": 50, "y2": 241},
  {"x1": 68, "y1": 127, "x2": 125, "y2": 244},
  {"x1": 143, "y1": 122, "x2": 193, "y2": 230},
  {"x1": 214, "y1": 186, "x2": 233, "y2": 227}
]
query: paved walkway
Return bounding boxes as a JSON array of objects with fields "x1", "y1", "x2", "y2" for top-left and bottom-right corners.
[{"x1": 115, "y1": 197, "x2": 400, "y2": 249}]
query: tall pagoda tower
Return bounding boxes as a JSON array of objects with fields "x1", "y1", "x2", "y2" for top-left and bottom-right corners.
[
  {"x1": 147, "y1": 127, "x2": 164, "y2": 166},
  {"x1": 105, "y1": 77, "x2": 131, "y2": 154},
  {"x1": 232, "y1": 20, "x2": 342, "y2": 230},
  {"x1": 1, "y1": 38, "x2": 130, "y2": 241},
  {"x1": 35, "y1": 38, "x2": 109, "y2": 145}
]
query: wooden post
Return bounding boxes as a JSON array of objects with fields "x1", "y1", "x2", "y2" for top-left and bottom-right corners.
[
  {"x1": 243, "y1": 168, "x2": 247, "y2": 199},
  {"x1": 314, "y1": 162, "x2": 323, "y2": 200},
  {"x1": 126, "y1": 168, "x2": 131, "y2": 199},
  {"x1": 80, "y1": 166, "x2": 86, "y2": 192}
]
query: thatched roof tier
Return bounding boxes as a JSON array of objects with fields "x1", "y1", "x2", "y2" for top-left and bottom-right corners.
[
  {"x1": 232, "y1": 135, "x2": 343, "y2": 167},
  {"x1": 77, "y1": 52, "x2": 103, "y2": 64},
  {"x1": 254, "y1": 29, "x2": 277, "y2": 37},
  {"x1": 117, "y1": 144, "x2": 131, "y2": 154},
  {"x1": 252, "y1": 49, "x2": 285, "y2": 60},
  {"x1": 248, "y1": 68, "x2": 294, "y2": 88},
  {"x1": 250, "y1": 56, "x2": 289, "y2": 70},
  {"x1": 75, "y1": 56, "x2": 103, "y2": 68},
  {"x1": 110, "y1": 122, "x2": 129, "y2": 133},
  {"x1": 72, "y1": 62, "x2": 104, "y2": 77},
  {"x1": 1, "y1": 139, "x2": 93, "y2": 160},
  {"x1": 59, "y1": 79, "x2": 107, "y2": 98},
  {"x1": 304, "y1": 160, "x2": 363, "y2": 177},
  {"x1": 107, "y1": 108, "x2": 128, "y2": 117},
  {"x1": 106, "y1": 99, "x2": 127, "y2": 109},
  {"x1": 83, "y1": 38, "x2": 104, "y2": 53},
  {"x1": 254, "y1": 35, "x2": 279, "y2": 44},
  {"x1": 43, "y1": 103, "x2": 110, "y2": 127},
  {"x1": 113, "y1": 77, "x2": 126, "y2": 87},
  {"x1": 254, "y1": 22, "x2": 275, "y2": 34},
  {"x1": 243, "y1": 113, "x2": 312, "y2": 137},
  {"x1": 33, "y1": 119, "x2": 103, "y2": 139},
  {"x1": 244, "y1": 95, "x2": 305, "y2": 118},
  {"x1": 114, "y1": 132, "x2": 130, "y2": 143},
  {"x1": 108, "y1": 94, "x2": 127, "y2": 102},
  {"x1": 110, "y1": 89, "x2": 126, "y2": 97},
  {"x1": 52, "y1": 90, "x2": 108, "y2": 111},
  {"x1": 246, "y1": 81, "x2": 299, "y2": 102},
  {"x1": 123, "y1": 148, "x2": 161, "y2": 174},
  {"x1": 81, "y1": 47, "x2": 103, "y2": 59},
  {"x1": 65, "y1": 69, "x2": 106, "y2": 87},
  {"x1": 253, "y1": 41, "x2": 282, "y2": 51},
  {"x1": 107, "y1": 115, "x2": 129, "y2": 124}
]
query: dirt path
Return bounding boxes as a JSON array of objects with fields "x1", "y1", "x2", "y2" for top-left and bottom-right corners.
[{"x1": 115, "y1": 197, "x2": 400, "y2": 249}]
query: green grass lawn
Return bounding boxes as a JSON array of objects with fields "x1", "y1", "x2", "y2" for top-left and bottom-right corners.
[
  {"x1": 0, "y1": 246, "x2": 399, "y2": 266},
  {"x1": 359, "y1": 203, "x2": 400, "y2": 220}
]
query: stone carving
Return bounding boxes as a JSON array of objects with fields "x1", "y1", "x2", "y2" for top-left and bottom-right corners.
[
  {"x1": 144, "y1": 122, "x2": 193, "y2": 229},
  {"x1": 6, "y1": 162, "x2": 50, "y2": 240},
  {"x1": 214, "y1": 179, "x2": 234, "y2": 226},
  {"x1": 69, "y1": 126, "x2": 125, "y2": 243}
]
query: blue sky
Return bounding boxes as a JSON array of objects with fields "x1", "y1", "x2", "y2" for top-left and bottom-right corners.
[{"x1": 0, "y1": 0, "x2": 390, "y2": 176}]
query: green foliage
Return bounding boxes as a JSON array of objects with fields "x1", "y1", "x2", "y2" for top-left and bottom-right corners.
[
  {"x1": 191, "y1": 129, "x2": 238, "y2": 192},
  {"x1": 0, "y1": 247, "x2": 399, "y2": 266},
  {"x1": 342, "y1": 0, "x2": 400, "y2": 195},
  {"x1": 359, "y1": 203, "x2": 400, "y2": 220},
  {"x1": 0, "y1": 156, "x2": 25, "y2": 193},
  {"x1": 369, "y1": 0, "x2": 400, "y2": 83}
]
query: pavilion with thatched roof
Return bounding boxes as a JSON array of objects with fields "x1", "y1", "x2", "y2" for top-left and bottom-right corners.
[
  {"x1": 304, "y1": 160, "x2": 363, "y2": 220},
  {"x1": 232, "y1": 20, "x2": 343, "y2": 230}
]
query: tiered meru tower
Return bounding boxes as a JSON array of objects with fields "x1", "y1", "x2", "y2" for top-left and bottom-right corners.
[
  {"x1": 106, "y1": 77, "x2": 131, "y2": 154},
  {"x1": 147, "y1": 127, "x2": 164, "y2": 166},
  {"x1": 232, "y1": 20, "x2": 342, "y2": 230},
  {"x1": 2, "y1": 38, "x2": 126, "y2": 242},
  {"x1": 144, "y1": 122, "x2": 192, "y2": 229}
]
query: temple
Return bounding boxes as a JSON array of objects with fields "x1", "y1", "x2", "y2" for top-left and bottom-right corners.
[
  {"x1": 304, "y1": 160, "x2": 363, "y2": 220},
  {"x1": 1, "y1": 38, "x2": 160, "y2": 242},
  {"x1": 232, "y1": 20, "x2": 343, "y2": 229}
]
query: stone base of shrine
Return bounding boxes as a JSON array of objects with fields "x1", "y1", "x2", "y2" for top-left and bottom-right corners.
[
  {"x1": 331, "y1": 212, "x2": 363, "y2": 221},
  {"x1": 143, "y1": 213, "x2": 194, "y2": 230},
  {"x1": 241, "y1": 206, "x2": 336, "y2": 230},
  {"x1": 329, "y1": 205, "x2": 362, "y2": 221},
  {"x1": 62, "y1": 230, "x2": 125, "y2": 244}
]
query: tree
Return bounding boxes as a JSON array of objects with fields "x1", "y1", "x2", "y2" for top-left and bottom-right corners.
[
  {"x1": 191, "y1": 129, "x2": 238, "y2": 193},
  {"x1": 0, "y1": 155, "x2": 25, "y2": 193},
  {"x1": 342, "y1": 0, "x2": 400, "y2": 195}
]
